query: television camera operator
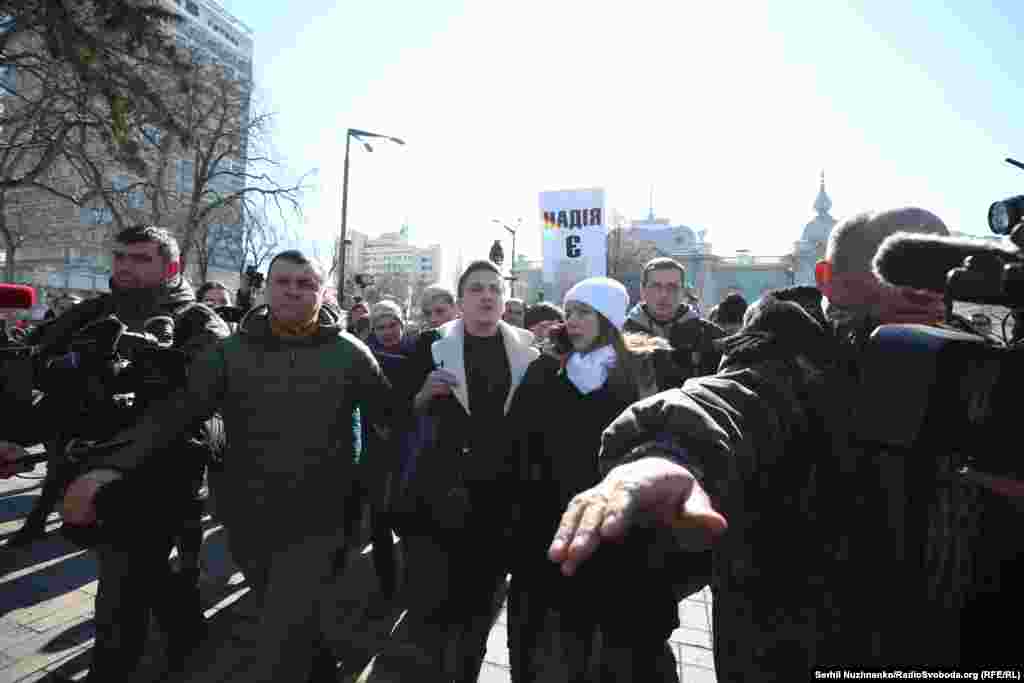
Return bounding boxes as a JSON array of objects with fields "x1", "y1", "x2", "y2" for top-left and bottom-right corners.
[
  {"x1": 198, "y1": 267, "x2": 267, "y2": 331},
  {"x1": 549, "y1": 206, "x2": 1022, "y2": 677},
  {"x1": 0, "y1": 225, "x2": 230, "y2": 680}
]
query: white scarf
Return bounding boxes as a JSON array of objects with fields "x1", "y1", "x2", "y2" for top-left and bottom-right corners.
[{"x1": 565, "y1": 345, "x2": 617, "y2": 395}]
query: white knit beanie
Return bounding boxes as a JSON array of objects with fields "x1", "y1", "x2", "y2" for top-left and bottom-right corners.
[{"x1": 563, "y1": 277, "x2": 629, "y2": 330}]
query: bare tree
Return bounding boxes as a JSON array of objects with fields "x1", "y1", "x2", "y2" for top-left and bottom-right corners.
[
  {"x1": 0, "y1": 1, "x2": 194, "y2": 185},
  {"x1": 0, "y1": 0, "x2": 191, "y2": 279},
  {"x1": 57, "y1": 44, "x2": 310, "y2": 275},
  {"x1": 237, "y1": 206, "x2": 292, "y2": 280},
  {"x1": 0, "y1": 188, "x2": 30, "y2": 282},
  {"x1": 607, "y1": 227, "x2": 663, "y2": 281}
]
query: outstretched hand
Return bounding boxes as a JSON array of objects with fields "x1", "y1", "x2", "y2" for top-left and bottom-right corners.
[{"x1": 548, "y1": 456, "x2": 728, "y2": 576}]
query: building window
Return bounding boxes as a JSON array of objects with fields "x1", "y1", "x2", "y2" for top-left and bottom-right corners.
[
  {"x1": 142, "y1": 125, "x2": 163, "y2": 146},
  {"x1": 0, "y1": 64, "x2": 15, "y2": 94},
  {"x1": 186, "y1": 1, "x2": 199, "y2": 17},
  {"x1": 113, "y1": 175, "x2": 145, "y2": 209},
  {"x1": 81, "y1": 207, "x2": 113, "y2": 225},
  {"x1": 177, "y1": 159, "x2": 195, "y2": 193}
]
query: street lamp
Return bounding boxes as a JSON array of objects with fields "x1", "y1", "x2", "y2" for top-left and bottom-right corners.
[
  {"x1": 491, "y1": 218, "x2": 521, "y2": 298},
  {"x1": 338, "y1": 128, "x2": 405, "y2": 304}
]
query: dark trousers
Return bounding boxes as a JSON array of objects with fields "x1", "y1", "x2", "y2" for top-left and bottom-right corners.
[
  {"x1": 87, "y1": 535, "x2": 177, "y2": 680},
  {"x1": 223, "y1": 528, "x2": 338, "y2": 683},
  {"x1": 17, "y1": 446, "x2": 66, "y2": 536},
  {"x1": 374, "y1": 533, "x2": 509, "y2": 682}
]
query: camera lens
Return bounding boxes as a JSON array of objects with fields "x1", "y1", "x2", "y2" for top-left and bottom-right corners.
[{"x1": 988, "y1": 195, "x2": 1024, "y2": 235}]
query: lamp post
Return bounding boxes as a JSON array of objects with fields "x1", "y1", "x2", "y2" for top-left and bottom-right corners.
[
  {"x1": 338, "y1": 128, "x2": 405, "y2": 305},
  {"x1": 491, "y1": 218, "x2": 521, "y2": 298}
]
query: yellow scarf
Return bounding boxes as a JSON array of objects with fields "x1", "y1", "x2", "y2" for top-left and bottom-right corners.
[{"x1": 269, "y1": 307, "x2": 322, "y2": 339}]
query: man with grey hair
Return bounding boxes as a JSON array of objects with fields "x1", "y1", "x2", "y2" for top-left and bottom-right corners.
[
  {"x1": 815, "y1": 207, "x2": 949, "y2": 327},
  {"x1": 549, "y1": 207, "x2": 992, "y2": 676},
  {"x1": 60, "y1": 248, "x2": 398, "y2": 682},
  {"x1": 420, "y1": 284, "x2": 459, "y2": 330}
]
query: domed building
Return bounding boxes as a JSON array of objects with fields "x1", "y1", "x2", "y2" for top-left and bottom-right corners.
[
  {"x1": 792, "y1": 172, "x2": 837, "y2": 286},
  {"x1": 524, "y1": 176, "x2": 840, "y2": 310},
  {"x1": 609, "y1": 206, "x2": 712, "y2": 304},
  {"x1": 603, "y1": 174, "x2": 839, "y2": 310}
]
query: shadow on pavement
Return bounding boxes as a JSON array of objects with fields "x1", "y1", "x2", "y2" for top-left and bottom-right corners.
[
  {"x1": 42, "y1": 618, "x2": 96, "y2": 653},
  {"x1": 0, "y1": 535, "x2": 95, "y2": 617},
  {"x1": 0, "y1": 491, "x2": 49, "y2": 525}
]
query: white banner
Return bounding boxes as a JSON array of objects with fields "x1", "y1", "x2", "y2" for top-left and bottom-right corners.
[{"x1": 540, "y1": 188, "x2": 607, "y2": 301}]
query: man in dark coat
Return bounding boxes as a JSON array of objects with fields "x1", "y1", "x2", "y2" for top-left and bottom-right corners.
[
  {"x1": 59, "y1": 249, "x2": 397, "y2": 683},
  {"x1": 370, "y1": 260, "x2": 538, "y2": 682},
  {"x1": 623, "y1": 257, "x2": 726, "y2": 381},
  {"x1": 548, "y1": 208, "x2": 1008, "y2": 679},
  {"x1": 0, "y1": 226, "x2": 230, "y2": 680}
]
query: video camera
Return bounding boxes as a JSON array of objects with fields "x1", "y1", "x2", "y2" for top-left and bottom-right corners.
[
  {"x1": 7, "y1": 313, "x2": 187, "y2": 468},
  {"x1": 863, "y1": 159, "x2": 1024, "y2": 463},
  {"x1": 2, "y1": 312, "x2": 194, "y2": 547},
  {"x1": 861, "y1": 157, "x2": 1024, "y2": 520},
  {"x1": 244, "y1": 264, "x2": 265, "y2": 291},
  {"x1": 874, "y1": 158, "x2": 1024, "y2": 322},
  {"x1": 234, "y1": 264, "x2": 265, "y2": 313},
  {"x1": 856, "y1": 161, "x2": 1024, "y2": 660}
]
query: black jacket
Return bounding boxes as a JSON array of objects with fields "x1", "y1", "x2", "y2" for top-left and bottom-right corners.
[
  {"x1": 393, "y1": 320, "x2": 537, "y2": 542},
  {"x1": 599, "y1": 288, "x2": 991, "y2": 677},
  {"x1": 23, "y1": 278, "x2": 230, "y2": 543},
  {"x1": 509, "y1": 348, "x2": 709, "y2": 639},
  {"x1": 623, "y1": 302, "x2": 726, "y2": 378}
]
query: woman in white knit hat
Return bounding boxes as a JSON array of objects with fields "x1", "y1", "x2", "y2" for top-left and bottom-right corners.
[{"x1": 508, "y1": 276, "x2": 706, "y2": 683}]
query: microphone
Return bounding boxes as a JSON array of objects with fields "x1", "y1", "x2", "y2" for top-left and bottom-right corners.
[
  {"x1": 873, "y1": 232, "x2": 1019, "y2": 293},
  {"x1": 0, "y1": 284, "x2": 36, "y2": 310}
]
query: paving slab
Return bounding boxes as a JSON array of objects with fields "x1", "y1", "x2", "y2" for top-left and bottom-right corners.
[{"x1": 2, "y1": 466, "x2": 718, "y2": 682}]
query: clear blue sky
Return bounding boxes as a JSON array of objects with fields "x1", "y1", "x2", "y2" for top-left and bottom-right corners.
[{"x1": 218, "y1": 0, "x2": 1023, "y2": 286}]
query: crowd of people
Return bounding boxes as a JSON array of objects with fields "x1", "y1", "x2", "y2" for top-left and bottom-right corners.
[{"x1": 0, "y1": 205, "x2": 1019, "y2": 682}]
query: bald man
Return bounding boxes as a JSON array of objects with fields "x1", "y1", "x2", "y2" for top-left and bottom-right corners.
[
  {"x1": 816, "y1": 207, "x2": 948, "y2": 327},
  {"x1": 549, "y1": 207, "x2": 991, "y2": 678}
]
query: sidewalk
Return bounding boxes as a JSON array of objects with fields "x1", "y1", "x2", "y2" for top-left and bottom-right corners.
[{"x1": 1, "y1": 465, "x2": 717, "y2": 682}]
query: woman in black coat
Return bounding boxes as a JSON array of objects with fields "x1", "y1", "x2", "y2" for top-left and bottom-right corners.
[{"x1": 509, "y1": 277, "x2": 708, "y2": 683}]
